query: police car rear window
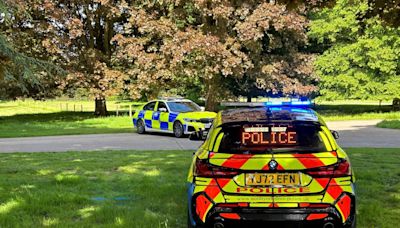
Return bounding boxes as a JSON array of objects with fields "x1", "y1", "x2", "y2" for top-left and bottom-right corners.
[{"x1": 217, "y1": 123, "x2": 328, "y2": 154}]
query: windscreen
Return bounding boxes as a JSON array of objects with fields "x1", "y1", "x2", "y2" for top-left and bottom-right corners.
[
  {"x1": 217, "y1": 123, "x2": 328, "y2": 154},
  {"x1": 167, "y1": 101, "x2": 201, "y2": 112}
]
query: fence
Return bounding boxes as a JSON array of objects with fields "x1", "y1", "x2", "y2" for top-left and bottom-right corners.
[{"x1": 58, "y1": 102, "x2": 144, "y2": 117}]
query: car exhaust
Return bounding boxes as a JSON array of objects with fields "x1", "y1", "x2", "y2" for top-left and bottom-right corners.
[
  {"x1": 323, "y1": 222, "x2": 335, "y2": 228},
  {"x1": 213, "y1": 222, "x2": 224, "y2": 228}
]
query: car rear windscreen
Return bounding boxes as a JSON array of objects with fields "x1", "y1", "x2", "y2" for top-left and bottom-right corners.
[{"x1": 217, "y1": 122, "x2": 328, "y2": 154}]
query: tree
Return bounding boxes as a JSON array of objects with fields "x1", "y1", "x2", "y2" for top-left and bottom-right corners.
[
  {"x1": 309, "y1": 0, "x2": 400, "y2": 100},
  {"x1": 0, "y1": 1, "x2": 63, "y2": 99},
  {"x1": 113, "y1": 1, "x2": 323, "y2": 111},
  {"x1": 1, "y1": 0, "x2": 133, "y2": 115}
]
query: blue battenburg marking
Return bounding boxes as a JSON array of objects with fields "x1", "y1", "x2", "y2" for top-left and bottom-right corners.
[
  {"x1": 145, "y1": 120, "x2": 152, "y2": 128},
  {"x1": 168, "y1": 113, "x2": 178, "y2": 122},
  {"x1": 133, "y1": 119, "x2": 137, "y2": 126},
  {"x1": 160, "y1": 122, "x2": 169, "y2": 130},
  {"x1": 152, "y1": 112, "x2": 160, "y2": 121},
  {"x1": 138, "y1": 111, "x2": 145, "y2": 118}
]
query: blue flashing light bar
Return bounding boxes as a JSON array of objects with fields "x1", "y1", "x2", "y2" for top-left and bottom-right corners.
[{"x1": 221, "y1": 100, "x2": 312, "y2": 107}]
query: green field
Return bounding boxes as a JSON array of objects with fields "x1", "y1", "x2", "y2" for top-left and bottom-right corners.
[
  {"x1": 0, "y1": 100, "x2": 140, "y2": 138},
  {"x1": 377, "y1": 120, "x2": 400, "y2": 129},
  {"x1": 1, "y1": 100, "x2": 400, "y2": 138},
  {"x1": 0, "y1": 149, "x2": 399, "y2": 227}
]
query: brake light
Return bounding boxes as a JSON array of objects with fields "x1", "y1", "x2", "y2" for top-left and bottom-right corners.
[
  {"x1": 195, "y1": 158, "x2": 240, "y2": 178},
  {"x1": 306, "y1": 159, "x2": 351, "y2": 178}
]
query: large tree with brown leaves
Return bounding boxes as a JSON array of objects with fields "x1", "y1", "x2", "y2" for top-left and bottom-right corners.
[{"x1": 113, "y1": 1, "x2": 326, "y2": 110}]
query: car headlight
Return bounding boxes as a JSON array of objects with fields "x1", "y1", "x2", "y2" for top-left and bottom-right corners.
[{"x1": 183, "y1": 118, "x2": 198, "y2": 122}]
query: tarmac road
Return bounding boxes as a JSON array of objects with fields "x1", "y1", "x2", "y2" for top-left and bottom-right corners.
[{"x1": 0, "y1": 120, "x2": 399, "y2": 153}]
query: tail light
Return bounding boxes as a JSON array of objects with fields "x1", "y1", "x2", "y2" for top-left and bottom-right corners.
[
  {"x1": 306, "y1": 159, "x2": 351, "y2": 178},
  {"x1": 195, "y1": 158, "x2": 240, "y2": 178}
]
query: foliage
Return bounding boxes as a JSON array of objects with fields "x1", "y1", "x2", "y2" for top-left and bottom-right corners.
[
  {"x1": 113, "y1": 1, "x2": 322, "y2": 110},
  {"x1": 0, "y1": 2, "x2": 63, "y2": 99},
  {"x1": 309, "y1": 0, "x2": 400, "y2": 100}
]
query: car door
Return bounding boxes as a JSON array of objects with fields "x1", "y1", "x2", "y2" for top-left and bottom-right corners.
[
  {"x1": 141, "y1": 101, "x2": 157, "y2": 129},
  {"x1": 155, "y1": 101, "x2": 171, "y2": 131}
]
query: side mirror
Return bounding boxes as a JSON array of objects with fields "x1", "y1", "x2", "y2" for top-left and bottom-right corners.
[
  {"x1": 331, "y1": 130, "x2": 340, "y2": 139},
  {"x1": 159, "y1": 108, "x2": 168, "y2": 112},
  {"x1": 189, "y1": 131, "x2": 207, "y2": 141},
  {"x1": 200, "y1": 106, "x2": 205, "y2": 111}
]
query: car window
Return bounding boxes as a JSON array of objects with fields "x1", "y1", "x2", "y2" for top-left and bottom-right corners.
[
  {"x1": 167, "y1": 101, "x2": 201, "y2": 112},
  {"x1": 143, "y1": 102, "x2": 156, "y2": 111},
  {"x1": 157, "y1": 102, "x2": 168, "y2": 112},
  {"x1": 217, "y1": 122, "x2": 328, "y2": 154}
]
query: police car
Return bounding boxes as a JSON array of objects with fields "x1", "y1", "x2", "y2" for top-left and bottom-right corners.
[
  {"x1": 187, "y1": 101, "x2": 356, "y2": 228},
  {"x1": 132, "y1": 98, "x2": 216, "y2": 138}
]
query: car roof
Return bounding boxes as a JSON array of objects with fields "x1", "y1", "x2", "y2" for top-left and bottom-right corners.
[
  {"x1": 152, "y1": 98, "x2": 193, "y2": 103},
  {"x1": 219, "y1": 107, "x2": 321, "y2": 125}
]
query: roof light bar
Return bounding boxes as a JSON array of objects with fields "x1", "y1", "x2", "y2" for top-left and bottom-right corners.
[{"x1": 221, "y1": 100, "x2": 312, "y2": 107}]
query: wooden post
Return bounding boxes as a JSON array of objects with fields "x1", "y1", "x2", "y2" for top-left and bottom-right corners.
[
  {"x1": 81, "y1": 104, "x2": 83, "y2": 112},
  {"x1": 116, "y1": 104, "x2": 120, "y2": 116},
  {"x1": 129, "y1": 105, "x2": 132, "y2": 118}
]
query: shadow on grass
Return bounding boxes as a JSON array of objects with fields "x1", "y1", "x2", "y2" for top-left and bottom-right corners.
[
  {"x1": 0, "y1": 112, "x2": 133, "y2": 138},
  {"x1": 0, "y1": 150, "x2": 191, "y2": 228}
]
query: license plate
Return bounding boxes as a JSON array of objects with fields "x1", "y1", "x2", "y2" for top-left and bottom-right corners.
[{"x1": 245, "y1": 173, "x2": 300, "y2": 186}]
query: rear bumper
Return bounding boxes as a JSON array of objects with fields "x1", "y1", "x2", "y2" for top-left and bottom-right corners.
[
  {"x1": 189, "y1": 192, "x2": 356, "y2": 228},
  {"x1": 208, "y1": 206, "x2": 355, "y2": 228}
]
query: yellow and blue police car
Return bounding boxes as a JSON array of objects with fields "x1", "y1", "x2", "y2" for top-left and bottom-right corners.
[
  {"x1": 187, "y1": 101, "x2": 356, "y2": 228},
  {"x1": 132, "y1": 98, "x2": 216, "y2": 138}
]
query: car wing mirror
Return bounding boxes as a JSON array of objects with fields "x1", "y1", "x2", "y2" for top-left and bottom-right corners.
[
  {"x1": 200, "y1": 106, "x2": 205, "y2": 111},
  {"x1": 189, "y1": 131, "x2": 207, "y2": 141},
  {"x1": 331, "y1": 130, "x2": 339, "y2": 139},
  {"x1": 159, "y1": 108, "x2": 168, "y2": 112}
]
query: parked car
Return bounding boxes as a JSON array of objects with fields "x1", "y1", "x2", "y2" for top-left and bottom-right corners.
[
  {"x1": 132, "y1": 98, "x2": 216, "y2": 138},
  {"x1": 187, "y1": 101, "x2": 356, "y2": 228}
]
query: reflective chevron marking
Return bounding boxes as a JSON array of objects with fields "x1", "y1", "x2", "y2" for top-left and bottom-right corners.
[{"x1": 293, "y1": 153, "x2": 325, "y2": 169}]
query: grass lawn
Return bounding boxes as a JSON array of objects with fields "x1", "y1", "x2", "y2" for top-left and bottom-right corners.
[
  {"x1": 0, "y1": 100, "x2": 139, "y2": 138},
  {"x1": 0, "y1": 149, "x2": 399, "y2": 228},
  {"x1": 377, "y1": 120, "x2": 400, "y2": 129},
  {"x1": 314, "y1": 104, "x2": 400, "y2": 121},
  {"x1": 0, "y1": 112, "x2": 133, "y2": 138}
]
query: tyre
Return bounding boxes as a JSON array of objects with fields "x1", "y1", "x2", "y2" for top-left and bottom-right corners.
[
  {"x1": 173, "y1": 121, "x2": 184, "y2": 138},
  {"x1": 137, "y1": 119, "x2": 146, "y2": 134}
]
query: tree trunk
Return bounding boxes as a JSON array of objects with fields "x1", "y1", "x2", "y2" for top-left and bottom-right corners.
[
  {"x1": 247, "y1": 94, "x2": 252, "y2": 102},
  {"x1": 94, "y1": 97, "x2": 108, "y2": 116},
  {"x1": 205, "y1": 79, "x2": 218, "y2": 112}
]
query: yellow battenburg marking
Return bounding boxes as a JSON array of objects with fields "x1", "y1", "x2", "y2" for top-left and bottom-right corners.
[
  {"x1": 144, "y1": 111, "x2": 153, "y2": 120},
  {"x1": 159, "y1": 113, "x2": 169, "y2": 122},
  {"x1": 152, "y1": 121, "x2": 160, "y2": 129}
]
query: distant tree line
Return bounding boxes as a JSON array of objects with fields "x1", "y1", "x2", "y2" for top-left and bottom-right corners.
[{"x1": 0, "y1": 0, "x2": 399, "y2": 115}]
